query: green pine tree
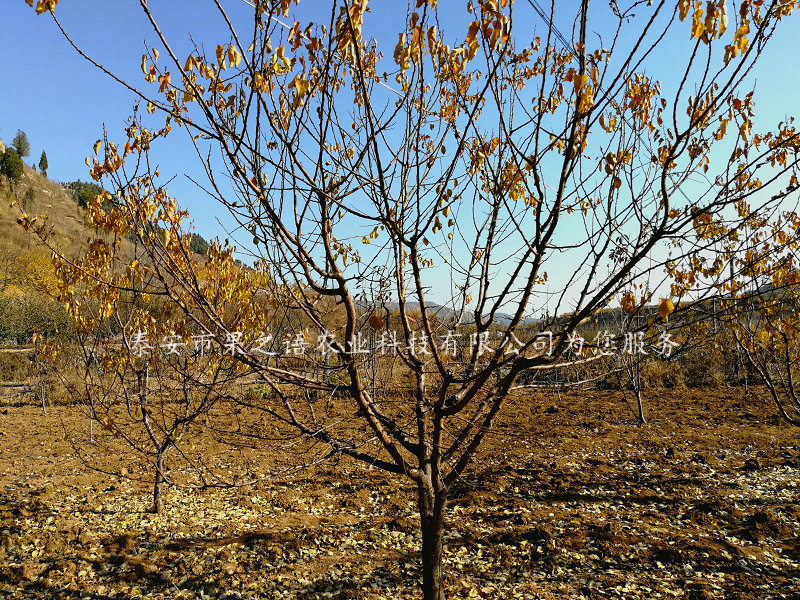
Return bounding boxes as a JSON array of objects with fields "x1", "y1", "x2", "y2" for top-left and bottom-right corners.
[
  {"x1": 38, "y1": 151, "x2": 48, "y2": 177},
  {"x1": 0, "y1": 149, "x2": 24, "y2": 189},
  {"x1": 12, "y1": 130, "x2": 30, "y2": 159}
]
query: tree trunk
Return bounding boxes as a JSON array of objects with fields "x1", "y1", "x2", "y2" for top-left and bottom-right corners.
[
  {"x1": 417, "y1": 478, "x2": 447, "y2": 600},
  {"x1": 634, "y1": 355, "x2": 645, "y2": 425},
  {"x1": 152, "y1": 448, "x2": 169, "y2": 514},
  {"x1": 635, "y1": 386, "x2": 646, "y2": 425}
]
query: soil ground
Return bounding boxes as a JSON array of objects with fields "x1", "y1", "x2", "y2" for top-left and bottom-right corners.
[{"x1": 1, "y1": 387, "x2": 799, "y2": 599}]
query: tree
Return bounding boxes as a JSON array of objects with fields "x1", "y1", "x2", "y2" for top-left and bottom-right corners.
[
  {"x1": 26, "y1": 1, "x2": 800, "y2": 598},
  {"x1": 40, "y1": 224, "x2": 253, "y2": 512},
  {"x1": 22, "y1": 187, "x2": 35, "y2": 210},
  {"x1": 67, "y1": 180, "x2": 103, "y2": 208},
  {"x1": 189, "y1": 232, "x2": 209, "y2": 256},
  {"x1": 614, "y1": 299, "x2": 650, "y2": 424},
  {"x1": 57, "y1": 298, "x2": 243, "y2": 513},
  {"x1": 730, "y1": 288, "x2": 800, "y2": 425},
  {"x1": 38, "y1": 150, "x2": 48, "y2": 177},
  {"x1": 721, "y1": 209, "x2": 800, "y2": 426},
  {"x1": 12, "y1": 129, "x2": 30, "y2": 159},
  {"x1": 1, "y1": 148, "x2": 24, "y2": 189}
]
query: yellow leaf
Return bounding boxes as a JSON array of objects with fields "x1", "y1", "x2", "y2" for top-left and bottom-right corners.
[
  {"x1": 740, "y1": 119, "x2": 751, "y2": 142},
  {"x1": 227, "y1": 45, "x2": 242, "y2": 68},
  {"x1": 216, "y1": 44, "x2": 226, "y2": 69},
  {"x1": 737, "y1": 35, "x2": 749, "y2": 52},
  {"x1": 290, "y1": 75, "x2": 310, "y2": 107},
  {"x1": 158, "y1": 72, "x2": 171, "y2": 92},
  {"x1": 34, "y1": 0, "x2": 58, "y2": 14},
  {"x1": 691, "y1": 1, "x2": 705, "y2": 39},
  {"x1": 466, "y1": 21, "x2": 480, "y2": 59},
  {"x1": 718, "y1": 1, "x2": 728, "y2": 36},
  {"x1": 127, "y1": 260, "x2": 141, "y2": 279},
  {"x1": 93, "y1": 140, "x2": 102, "y2": 155},
  {"x1": 678, "y1": 0, "x2": 691, "y2": 20},
  {"x1": 573, "y1": 72, "x2": 588, "y2": 95},
  {"x1": 658, "y1": 298, "x2": 674, "y2": 321},
  {"x1": 621, "y1": 292, "x2": 636, "y2": 313}
]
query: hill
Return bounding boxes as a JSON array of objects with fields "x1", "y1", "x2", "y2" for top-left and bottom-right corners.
[
  {"x1": 1, "y1": 154, "x2": 76, "y2": 343},
  {"x1": 0, "y1": 143, "x2": 140, "y2": 346}
]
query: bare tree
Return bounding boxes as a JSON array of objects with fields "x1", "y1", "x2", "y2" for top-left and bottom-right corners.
[
  {"x1": 725, "y1": 211, "x2": 800, "y2": 426},
  {"x1": 24, "y1": 0, "x2": 800, "y2": 597},
  {"x1": 44, "y1": 277, "x2": 247, "y2": 513},
  {"x1": 614, "y1": 303, "x2": 648, "y2": 424}
]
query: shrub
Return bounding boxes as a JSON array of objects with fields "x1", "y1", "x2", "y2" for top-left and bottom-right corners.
[
  {"x1": 65, "y1": 180, "x2": 104, "y2": 208},
  {"x1": 0, "y1": 294, "x2": 73, "y2": 345},
  {"x1": 189, "y1": 233, "x2": 210, "y2": 256},
  {"x1": 679, "y1": 349, "x2": 725, "y2": 388},
  {"x1": 22, "y1": 188, "x2": 35, "y2": 210},
  {"x1": 0, "y1": 352, "x2": 34, "y2": 382},
  {"x1": 641, "y1": 359, "x2": 685, "y2": 389}
]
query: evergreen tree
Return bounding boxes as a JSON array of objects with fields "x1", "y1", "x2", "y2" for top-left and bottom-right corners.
[
  {"x1": 0, "y1": 149, "x2": 24, "y2": 189},
  {"x1": 38, "y1": 151, "x2": 48, "y2": 177},
  {"x1": 189, "y1": 233, "x2": 210, "y2": 256},
  {"x1": 68, "y1": 180, "x2": 104, "y2": 208},
  {"x1": 11, "y1": 130, "x2": 30, "y2": 159}
]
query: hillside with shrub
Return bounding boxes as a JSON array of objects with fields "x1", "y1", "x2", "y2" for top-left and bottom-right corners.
[
  {"x1": 0, "y1": 135, "x2": 221, "y2": 387},
  {"x1": 0, "y1": 151, "x2": 82, "y2": 347},
  {"x1": 0, "y1": 138, "x2": 216, "y2": 346}
]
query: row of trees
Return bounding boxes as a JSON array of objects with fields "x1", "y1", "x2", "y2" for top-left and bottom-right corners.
[{"x1": 23, "y1": 1, "x2": 800, "y2": 599}]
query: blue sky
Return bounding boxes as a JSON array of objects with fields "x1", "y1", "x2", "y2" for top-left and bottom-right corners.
[
  {"x1": 2, "y1": 1, "x2": 799, "y2": 311},
  {"x1": 3, "y1": 2, "x2": 796, "y2": 212}
]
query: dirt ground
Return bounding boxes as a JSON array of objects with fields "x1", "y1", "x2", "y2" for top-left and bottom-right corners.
[{"x1": 1, "y1": 386, "x2": 799, "y2": 599}]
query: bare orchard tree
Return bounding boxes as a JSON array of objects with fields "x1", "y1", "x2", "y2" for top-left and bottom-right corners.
[
  {"x1": 39, "y1": 265, "x2": 251, "y2": 513},
  {"x1": 25, "y1": 0, "x2": 800, "y2": 597},
  {"x1": 730, "y1": 290, "x2": 800, "y2": 426},
  {"x1": 613, "y1": 299, "x2": 649, "y2": 424},
  {"x1": 724, "y1": 209, "x2": 800, "y2": 426}
]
